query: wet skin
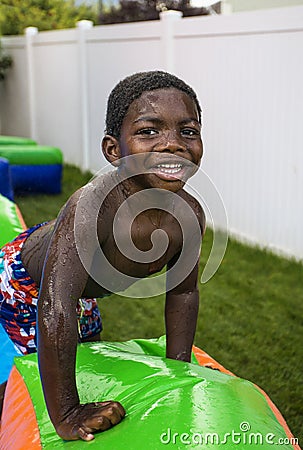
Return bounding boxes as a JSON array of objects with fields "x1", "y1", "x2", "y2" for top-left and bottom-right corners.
[{"x1": 16, "y1": 88, "x2": 205, "y2": 441}]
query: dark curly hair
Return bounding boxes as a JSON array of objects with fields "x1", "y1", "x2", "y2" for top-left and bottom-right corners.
[{"x1": 105, "y1": 71, "x2": 202, "y2": 138}]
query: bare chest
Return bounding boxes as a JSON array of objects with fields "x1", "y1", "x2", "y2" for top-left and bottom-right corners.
[{"x1": 103, "y1": 215, "x2": 182, "y2": 276}]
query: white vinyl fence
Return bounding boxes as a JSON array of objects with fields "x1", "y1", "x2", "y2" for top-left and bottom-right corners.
[{"x1": 1, "y1": 6, "x2": 303, "y2": 260}]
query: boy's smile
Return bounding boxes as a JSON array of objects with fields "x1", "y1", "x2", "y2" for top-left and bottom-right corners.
[{"x1": 109, "y1": 88, "x2": 203, "y2": 192}]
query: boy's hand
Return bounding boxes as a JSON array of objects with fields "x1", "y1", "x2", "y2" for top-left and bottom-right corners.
[{"x1": 55, "y1": 401, "x2": 125, "y2": 441}]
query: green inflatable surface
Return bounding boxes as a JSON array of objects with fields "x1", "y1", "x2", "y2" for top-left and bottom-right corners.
[
  {"x1": 0, "y1": 135, "x2": 37, "y2": 146},
  {"x1": 0, "y1": 145, "x2": 63, "y2": 165},
  {"x1": 13, "y1": 337, "x2": 294, "y2": 449},
  {"x1": 0, "y1": 193, "x2": 24, "y2": 247}
]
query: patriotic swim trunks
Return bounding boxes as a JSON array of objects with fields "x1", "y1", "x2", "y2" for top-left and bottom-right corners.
[{"x1": 0, "y1": 223, "x2": 102, "y2": 355}]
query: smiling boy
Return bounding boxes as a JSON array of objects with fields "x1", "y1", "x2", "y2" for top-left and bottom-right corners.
[{"x1": 0, "y1": 71, "x2": 205, "y2": 441}]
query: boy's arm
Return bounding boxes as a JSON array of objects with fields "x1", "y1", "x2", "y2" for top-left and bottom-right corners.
[
  {"x1": 165, "y1": 260, "x2": 199, "y2": 362},
  {"x1": 37, "y1": 193, "x2": 125, "y2": 441},
  {"x1": 165, "y1": 194, "x2": 205, "y2": 362}
]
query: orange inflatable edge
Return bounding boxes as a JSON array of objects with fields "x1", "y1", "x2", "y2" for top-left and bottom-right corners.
[
  {"x1": 15, "y1": 204, "x2": 27, "y2": 230},
  {"x1": 0, "y1": 366, "x2": 41, "y2": 450},
  {"x1": 254, "y1": 384, "x2": 300, "y2": 450},
  {"x1": 192, "y1": 346, "x2": 300, "y2": 450}
]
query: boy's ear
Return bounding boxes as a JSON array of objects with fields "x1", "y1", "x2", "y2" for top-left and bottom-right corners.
[{"x1": 102, "y1": 135, "x2": 121, "y2": 166}]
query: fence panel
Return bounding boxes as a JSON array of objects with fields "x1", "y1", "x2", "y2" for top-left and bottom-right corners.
[{"x1": 174, "y1": 7, "x2": 303, "y2": 257}]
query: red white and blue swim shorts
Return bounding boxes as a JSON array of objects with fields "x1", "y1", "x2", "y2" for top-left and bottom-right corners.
[{"x1": 0, "y1": 224, "x2": 102, "y2": 355}]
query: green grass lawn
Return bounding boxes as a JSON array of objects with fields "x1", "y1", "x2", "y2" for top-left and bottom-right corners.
[{"x1": 15, "y1": 164, "x2": 303, "y2": 443}]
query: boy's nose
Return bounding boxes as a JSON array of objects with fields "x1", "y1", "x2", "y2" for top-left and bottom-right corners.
[{"x1": 158, "y1": 131, "x2": 186, "y2": 153}]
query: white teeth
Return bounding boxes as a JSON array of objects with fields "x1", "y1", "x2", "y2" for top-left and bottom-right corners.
[
  {"x1": 156, "y1": 163, "x2": 182, "y2": 174},
  {"x1": 157, "y1": 163, "x2": 182, "y2": 168}
]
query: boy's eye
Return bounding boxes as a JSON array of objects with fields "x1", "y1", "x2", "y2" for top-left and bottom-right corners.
[
  {"x1": 181, "y1": 128, "x2": 200, "y2": 137},
  {"x1": 136, "y1": 128, "x2": 158, "y2": 136}
]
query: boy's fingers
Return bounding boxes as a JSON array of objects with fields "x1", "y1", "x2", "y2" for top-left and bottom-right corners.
[
  {"x1": 84, "y1": 414, "x2": 112, "y2": 431},
  {"x1": 98, "y1": 400, "x2": 126, "y2": 418},
  {"x1": 106, "y1": 406, "x2": 124, "y2": 426},
  {"x1": 115, "y1": 402, "x2": 126, "y2": 418},
  {"x1": 57, "y1": 424, "x2": 94, "y2": 441},
  {"x1": 77, "y1": 427, "x2": 94, "y2": 441},
  {"x1": 95, "y1": 400, "x2": 112, "y2": 407},
  {"x1": 100, "y1": 404, "x2": 124, "y2": 426},
  {"x1": 84, "y1": 403, "x2": 125, "y2": 431}
]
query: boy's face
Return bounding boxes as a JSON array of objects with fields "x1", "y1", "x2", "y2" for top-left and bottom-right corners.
[{"x1": 109, "y1": 88, "x2": 203, "y2": 192}]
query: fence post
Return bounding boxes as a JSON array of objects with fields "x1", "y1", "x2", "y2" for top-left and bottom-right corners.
[
  {"x1": 221, "y1": 1, "x2": 233, "y2": 14},
  {"x1": 77, "y1": 20, "x2": 93, "y2": 171},
  {"x1": 159, "y1": 10, "x2": 182, "y2": 73},
  {"x1": 25, "y1": 26, "x2": 38, "y2": 141}
]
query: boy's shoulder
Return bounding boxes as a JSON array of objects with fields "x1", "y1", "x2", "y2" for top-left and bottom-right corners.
[
  {"x1": 66, "y1": 172, "x2": 116, "y2": 207},
  {"x1": 178, "y1": 189, "x2": 206, "y2": 235},
  {"x1": 56, "y1": 172, "x2": 112, "y2": 221}
]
